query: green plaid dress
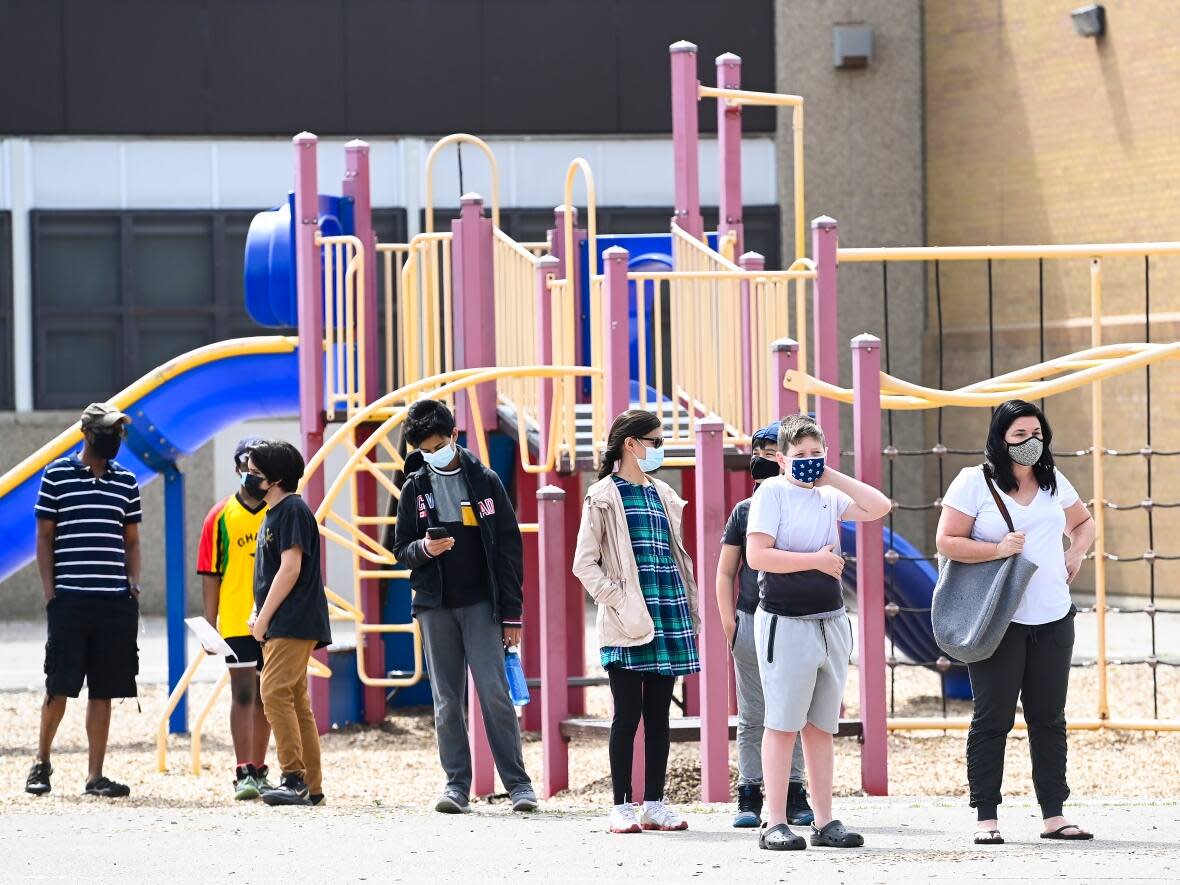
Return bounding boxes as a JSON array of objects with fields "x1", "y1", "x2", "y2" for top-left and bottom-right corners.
[{"x1": 600, "y1": 477, "x2": 700, "y2": 676}]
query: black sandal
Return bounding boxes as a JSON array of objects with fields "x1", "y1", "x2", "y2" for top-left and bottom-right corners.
[
  {"x1": 1041, "y1": 824, "x2": 1093, "y2": 841},
  {"x1": 759, "y1": 823, "x2": 807, "y2": 851},
  {"x1": 974, "y1": 829, "x2": 1004, "y2": 845},
  {"x1": 810, "y1": 819, "x2": 864, "y2": 848}
]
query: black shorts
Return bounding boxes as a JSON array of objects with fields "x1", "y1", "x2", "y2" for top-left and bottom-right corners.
[
  {"x1": 44, "y1": 593, "x2": 139, "y2": 700},
  {"x1": 224, "y1": 634, "x2": 263, "y2": 672}
]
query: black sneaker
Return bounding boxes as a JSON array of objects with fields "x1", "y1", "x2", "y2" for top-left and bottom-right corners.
[
  {"x1": 261, "y1": 774, "x2": 311, "y2": 806},
  {"x1": 25, "y1": 761, "x2": 52, "y2": 795},
  {"x1": 309, "y1": 793, "x2": 326, "y2": 807},
  {"x1": 787, "y1": 781, "x2": 815, "y2": 826},
  {"x1": 734, "y1": 783, "x2": 764, "y2": 828},
  {"x1": 84, "y1": 776, "x2": 130, "y2": 798}
]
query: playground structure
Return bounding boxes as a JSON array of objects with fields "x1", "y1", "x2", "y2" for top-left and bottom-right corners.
[{"x1": 0, "y1": 39, "x2": 1178, "y2": 800}]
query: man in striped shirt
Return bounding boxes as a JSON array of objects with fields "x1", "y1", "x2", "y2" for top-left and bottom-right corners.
[{"x1": 25, "y1": 402, "x2": 143, "y2": 799}]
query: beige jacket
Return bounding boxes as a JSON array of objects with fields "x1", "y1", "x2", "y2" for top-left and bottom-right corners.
[{"x1": 572, "y1": 475, "x2": 701, "y2": 648}]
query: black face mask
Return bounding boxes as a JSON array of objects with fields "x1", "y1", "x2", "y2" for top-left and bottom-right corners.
[
  {"x1": 750, "y1": 454, "x2": 780, "y2": 482},
  {"x1": 90, "y1": 432, "x2": 122, "y2": 460},
  {"x1": 241, "y1": 472, "x2": 268, "y2": 498}
]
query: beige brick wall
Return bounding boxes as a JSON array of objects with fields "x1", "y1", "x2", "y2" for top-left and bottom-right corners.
[{"x1": 924, "y1": 0, "x2": 1180, "y2": 596}]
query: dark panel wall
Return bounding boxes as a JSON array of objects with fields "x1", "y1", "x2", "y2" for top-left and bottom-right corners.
[{"x1": 1, "y1": 0, "x2": 774, "y2": 135}]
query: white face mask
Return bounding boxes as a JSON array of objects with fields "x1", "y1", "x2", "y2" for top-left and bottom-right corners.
[{"x1": 422, "y1": 443, "x2": 456, "y2": 470}]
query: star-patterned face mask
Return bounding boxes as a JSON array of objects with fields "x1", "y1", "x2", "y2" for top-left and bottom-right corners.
[{"x1": 789, "y1": 455, "x2": 826, "y2": 484}]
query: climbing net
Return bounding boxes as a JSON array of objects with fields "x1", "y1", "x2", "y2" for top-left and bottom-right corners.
[{"x1": 848, "y1": 254, "x2": 1180, "y2": 725}]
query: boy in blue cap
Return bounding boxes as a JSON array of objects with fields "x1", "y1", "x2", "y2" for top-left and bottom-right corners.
[{"x1": 715, "y1": 422, "x2": 812, "y2": 828}]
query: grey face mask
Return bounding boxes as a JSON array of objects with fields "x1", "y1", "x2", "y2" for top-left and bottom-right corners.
[{"x1": 1008, "y1": 436, "x2": 1044, "y2": 466}]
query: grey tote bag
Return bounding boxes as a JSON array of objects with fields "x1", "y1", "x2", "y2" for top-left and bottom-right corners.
[{"x1": 932, "y1": 471, "x2": 1039, "y2": 663}]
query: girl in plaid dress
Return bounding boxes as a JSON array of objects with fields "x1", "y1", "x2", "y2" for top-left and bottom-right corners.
[{"x1": 573, "y1": 411, "x2": 701, "y2": 835}]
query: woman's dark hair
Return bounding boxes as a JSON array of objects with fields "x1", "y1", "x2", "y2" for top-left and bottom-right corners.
[
  {"x1": 404, "y1": 399, "x2": 456, "y2": 448},
  {"x1": 249, "y1": 440, "x2": 305, "y2": 493},
  {"x1": 598, "y1": 410, "x2": 662, "y2": 479},
  {"x1": 984, "y1": 399, "x2": 1057, "y2": 495}
]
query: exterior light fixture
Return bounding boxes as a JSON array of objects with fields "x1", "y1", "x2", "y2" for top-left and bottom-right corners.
[
  {"x1": 1071, "y1": 4, "x2": 1105, "y2": 38},
  {"x1": 833, "y1": 23, "x2": 873, "y2": 69}
]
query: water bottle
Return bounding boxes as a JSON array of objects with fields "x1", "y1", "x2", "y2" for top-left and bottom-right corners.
[{"x1": 504, "y1": 647, "x2": 531, "y2": 707}]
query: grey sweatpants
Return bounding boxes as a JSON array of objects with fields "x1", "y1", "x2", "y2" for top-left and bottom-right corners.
[
  {"x1": 418, "y1": 601, "x2": 533, "y2": 796},
  {"x1": 733, "y1": 610, "x2": 805, "y2": 786}
]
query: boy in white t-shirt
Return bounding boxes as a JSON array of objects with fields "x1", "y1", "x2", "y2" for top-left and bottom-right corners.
[{"x1": 746, "y1": 415, "x2": 892, "y2": 852}]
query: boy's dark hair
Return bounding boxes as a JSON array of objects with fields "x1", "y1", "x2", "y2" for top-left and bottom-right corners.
[
  {"x1": 777, "y1": 414, "x2": 825, "y2": 451},
  {"x1": 249, "y1": 440, "x2": 305, "y2": 493},
  {"x1": 404, "y1": 399, "x2": 456, "y2": 448}
]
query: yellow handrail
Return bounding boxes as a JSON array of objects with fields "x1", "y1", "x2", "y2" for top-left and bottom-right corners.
[
  {"x1": 299, "y1": 365, "x2": 600, "y2": 689},
  {"x1": 837, "y1": 241, "x2": 1180, "y2": 262},
  {"x1": 781, "y1": 341, "x2": 1180, "y2": 410},
  {"x1": 424, "y1": 134, "x2": 500, "y2": 233},
  {"x1": 316, "y1": 233, "x2": 366, "y2": 419}
]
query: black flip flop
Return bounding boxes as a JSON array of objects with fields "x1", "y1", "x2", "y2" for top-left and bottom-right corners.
[
  {"x1": 810, "y1": 819, "x2": 864, "y2": 848},
  {"x1": 1041, "y1": 824, "x2": 1093, "y2": 841},
  {"x1": 974, "y1": 829, "x2": 1004, "y2": 845}
]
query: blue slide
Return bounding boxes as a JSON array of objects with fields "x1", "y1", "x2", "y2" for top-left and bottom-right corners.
[
  {"x1": 0, "y1": 337, "x2": 300, "y2": 584},
  {"x1": 839, "y1": 523, "x2": 971, "y2": 699}
]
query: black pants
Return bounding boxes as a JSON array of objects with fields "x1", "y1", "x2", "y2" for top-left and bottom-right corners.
[
  {"x1": 607, "y1": 666, "x2": 677, "y2": 805},
  {"x1": 966, "y1": 608, "x2": 1075, "y2": 820}
]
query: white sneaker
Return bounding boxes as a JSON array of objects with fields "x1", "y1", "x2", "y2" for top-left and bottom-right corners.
[
  {"x1": 640, "y1": 799, "x2": 688, "y2": 831},
  {"x1": 608, "y1": 803, "x2": 642, "y2": 834}
]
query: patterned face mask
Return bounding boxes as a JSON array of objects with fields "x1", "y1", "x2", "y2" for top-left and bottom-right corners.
[
  {"x1": 1008, "y1": 436, "x2": 1044, "y2": 466},
  {"x1": 789, "y1": 456, "x2": 826, "y2": 484}
]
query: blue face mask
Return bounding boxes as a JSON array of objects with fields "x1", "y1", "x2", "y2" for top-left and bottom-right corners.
[
  {"x1": 637, "y1": 443, "x2": 665, "y2": 474},
  {"x1": 790, "y1": 456, "x2": 825, "y2": 485},
  {"x1": 422, "y1": 443, "x2": 456, "y2": 470}
]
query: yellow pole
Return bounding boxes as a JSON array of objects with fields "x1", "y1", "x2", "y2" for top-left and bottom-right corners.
[
  {"x1": 189, "y1": 671, "x2": 230, "y2": 775},
  {"x1": 155, "y1": 654, "x2": 206, "y2": 772},
  {"x1": 792, "y1": 104, "x2": 808, "y2": 413},
  {"x1": 1090, "y1": 257, "x2": 1109, "y2": 720}
]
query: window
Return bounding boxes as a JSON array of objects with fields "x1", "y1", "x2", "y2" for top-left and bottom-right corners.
[
  {"x1": 0, "y1": 211, "x2": 11, "y2": 409},
  {"x1": 32, "y1": 211, "x2": 264, "y2": 408}
]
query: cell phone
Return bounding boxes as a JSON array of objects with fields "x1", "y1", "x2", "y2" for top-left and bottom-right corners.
[{"x1": 426, "y1": 527, "x2": 451, "y2": 540}]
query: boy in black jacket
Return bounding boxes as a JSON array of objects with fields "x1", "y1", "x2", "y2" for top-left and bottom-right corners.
[{"x1": 393, "y1": 400, "x2": 537, "y2": 814}]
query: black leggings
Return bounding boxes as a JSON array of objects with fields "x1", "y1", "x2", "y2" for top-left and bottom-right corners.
[
  {"x1": 607, "y1": 666, "x2": 677, "y2": 805},
  {"x1": 966, "y1": 608, "x2": 1075, "y2": 821}
]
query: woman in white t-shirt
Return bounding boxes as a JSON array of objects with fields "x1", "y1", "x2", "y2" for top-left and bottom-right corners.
[{"x1": 937, "y1": 400, "x2": 1096, "y2": 845}]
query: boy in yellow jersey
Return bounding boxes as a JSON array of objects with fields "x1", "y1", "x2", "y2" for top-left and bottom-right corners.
[{"x1": 198, "y1": 437, "x2": 271, "y2": 800}]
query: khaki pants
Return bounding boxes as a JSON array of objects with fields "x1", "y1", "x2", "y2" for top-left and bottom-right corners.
[{"x1": 259, "y1": 638, "x2": 321, "y2": 795}]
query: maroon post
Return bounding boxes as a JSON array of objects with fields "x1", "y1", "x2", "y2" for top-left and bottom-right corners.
[
  {"x1": 293, "y1": 132, "x2": 330, "y2": 733},
  {"x1": 812, "y1": 216, "x2": 841, "y2": 468},
  {"x1": 695, "y1": 416, "x2": 729, "y2": 802},
  {"x1": 451, "y1": 193, "x2": 497, "y2": 434},
  {"x1": 602, "y1": 246, "x2": 631, "y2": 421},
  {"x1": 739, "y1": 251, "x2": 764, "y2": 431},
  {"x1": 538, "y1": 484, "x2": 569, "y2": 797},
  {"x1": 343, "y1": 140, "x2": 384, "y2": 724},
  {"x1": 771, "y1": 338, "x2": 800, "y2": 418},
  {"x1": 851, "y1": 333, "x2": 888, "y2": 795},
  {"x1": 716, "y1": 53, "x2": 744, "y2": 256},
  {"x1": 670, "y1": 40, "x2": 704, "y2": 239}
]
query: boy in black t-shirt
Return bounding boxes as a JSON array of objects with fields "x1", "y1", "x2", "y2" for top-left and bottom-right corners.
[
  {"x1": 246, "y1": 440, "x2": 331, "y2": 808},
  {"x1": 392, "y1": 400, "x2": 537, "y2": 814},
  {"x1": 716, "y1": 424, "x2": 812, "y2": 829}
]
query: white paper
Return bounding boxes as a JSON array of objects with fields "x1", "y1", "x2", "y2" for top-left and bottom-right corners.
[{"x1": 185, "y1": 616, "x2": 235, "y2": 657}]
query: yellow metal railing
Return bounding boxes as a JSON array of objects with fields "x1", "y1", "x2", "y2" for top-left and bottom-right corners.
[
  {"x1": 316, "y1": 233, "x2": 367, "y2": 420},
  {"x1": 424, "y1": 134, "x2": 500, "y2": 233},
  {"x1": 376, "y1": 242, "x2": 409, "y2": 395},
  {"x1": 300, "y1": 365, "x2": 600, "y2": 691},
  {"x1": 493, "y1": 228, "x2": 544, "y2": 426},
  {"x1": 155, "y1": 653, "x2": 331, "y2": 774},
  {"x1": 699, "y1": 85, "x2": 809, "y2": 392},
  {"x1": 397, "y1": 232, "x2": 454, "y2": 396}
]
